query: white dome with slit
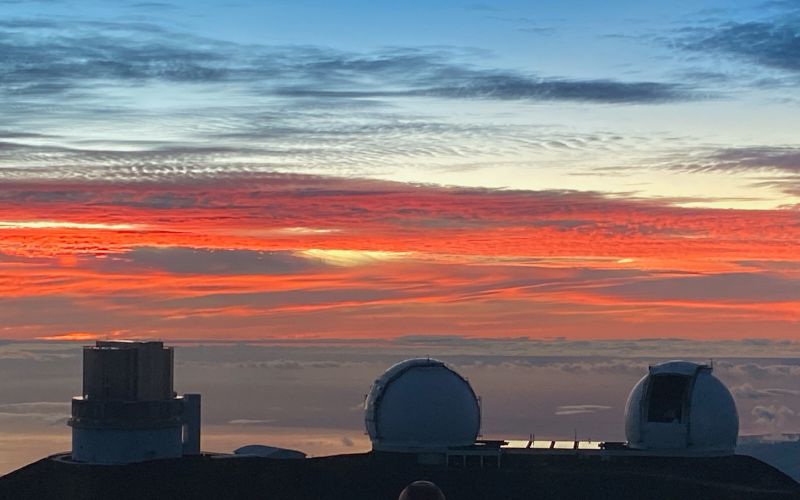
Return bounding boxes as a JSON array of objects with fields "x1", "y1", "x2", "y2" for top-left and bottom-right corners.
[
  {"x1": 365, "y1": 358, "x2": 481, "y2": 451},
  {"x1": 624, "y1": 360, "x2": 738, "y2": 455}
]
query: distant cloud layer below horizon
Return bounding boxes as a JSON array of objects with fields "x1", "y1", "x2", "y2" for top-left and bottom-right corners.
[{"x1": 1, "y1": 340, "x2": 800, "y2": 477}]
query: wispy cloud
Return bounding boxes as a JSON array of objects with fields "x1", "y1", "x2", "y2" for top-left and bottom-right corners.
[
  {"x1": 677, "y1": 19, "x2": 800, "y2": 73},
  {"x1": 0, "y1": 402, "x2": 70, "y2": 425},
  {"x1": 660, "y1": 145, "x2": 800, "y2": 199},
  {"x1": 554, "y1": 404, "x2": 612, "y2": 416},
  {"x1": 0, "y1": 19, "x2": 699, "y2": 104},
  {"x1": 670, "y1": 147, "x2": 800, "y2": 174},
  {"x1": 227, "y1": 419, "x2": 277, "y2": 425},
  {"x1": 733, "y1": 383, "x2": 800, "y2": 400}
]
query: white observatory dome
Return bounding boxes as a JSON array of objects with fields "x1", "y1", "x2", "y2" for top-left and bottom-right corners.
[
  {"x1": 365, "y1": 358, "x2": 481, "y2": 451},
  {"x1": 624, "y1": 361, "x2": 738, "y2": 455}
]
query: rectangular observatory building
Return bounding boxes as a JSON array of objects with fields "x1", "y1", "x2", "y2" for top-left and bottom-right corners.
[{"x1": 69, "y1": 341, "x2": 201, "y2": 464}]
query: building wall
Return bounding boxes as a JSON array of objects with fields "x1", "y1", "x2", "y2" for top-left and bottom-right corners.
[
  {"x1": 134, "y1": 343, "x2": 174, "y2": 401},
  {"x1": 83, "y1": 348, "x2": 138, "y2": 400},
  {"x1": 72, "y1": 426, "x2": 183, "y2": 464},
  {"x1": 82, "y1": 342, "x2": 174, "y2": 401}
]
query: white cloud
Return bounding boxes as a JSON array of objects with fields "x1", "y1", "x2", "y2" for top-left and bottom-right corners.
[
  {"x1": 0, "y1": 402, "x2": 71, "y2": 425},
  {"x1": 298, "y1": 249, "x2": 412, "y2": 267},
  {"x1": 555, "y1": 404, "x2": 612, "y2": 416},
  {"x1": 733, "y1": 383, "x2": 800, "y2": 399},
  {"x1": 0, "y1": 220, "x2": 141, "y2": 230},
  {"x1": 227, "y1": 419, "x2": 276, "y2": 425}
]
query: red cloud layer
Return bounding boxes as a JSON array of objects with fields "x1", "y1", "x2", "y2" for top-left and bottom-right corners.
[
  {"x1": 1, "y1": 174, "x2": 797, "y2": 263},
  {"x1": 1, "y1": 173, "x2": 798, "y2": 340}
]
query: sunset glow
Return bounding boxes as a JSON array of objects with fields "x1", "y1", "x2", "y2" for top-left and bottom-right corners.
[
  {"x1": 0, "y1": 174, "x2": 796, "y2": 342},
  {"x1": 1, "y1": 0, "x2": 798, "y2": 344}
]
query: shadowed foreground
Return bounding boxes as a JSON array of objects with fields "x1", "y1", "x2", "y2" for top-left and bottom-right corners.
[{"x1": 1, "y1": 452, "x2": 798, "y2": 500}]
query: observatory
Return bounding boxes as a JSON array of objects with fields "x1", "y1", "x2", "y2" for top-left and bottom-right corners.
[
  {"x1": 69, "y1": 341, "x2": 201, "y2": 464},
  {"x1": 624, "y1": 360, "x2": 738, "y2": 455},
  {"x1": 6, "y1": 354, "x2": 800, "y2": 499},
  {"x1": 365, "y1": 358, "x2": 481, "y2": 452}
]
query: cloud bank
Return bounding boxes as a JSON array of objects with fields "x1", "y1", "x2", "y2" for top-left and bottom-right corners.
[{"x1": 0, "y1": 20, "x2": 696, "y2": 104}]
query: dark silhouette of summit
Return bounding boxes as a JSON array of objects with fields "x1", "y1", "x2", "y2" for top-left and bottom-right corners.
[{"x1": 1, "y1": 451, "x2": 798, "y2": 500}]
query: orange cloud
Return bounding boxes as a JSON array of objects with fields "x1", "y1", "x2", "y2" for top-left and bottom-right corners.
[
  {"x1": 36, "y1": 332, "x2": 105, "y2": 341},
  {"x1": 0, "y1": 174, "x2": 797, "y2": 264},
  {"x1": 0, "y1": 173, "x2": 798, "y2": 341}
]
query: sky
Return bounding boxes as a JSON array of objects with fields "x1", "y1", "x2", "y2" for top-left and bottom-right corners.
[
  {"x1": 0, "y1": 0, "x2": 800, "y2": 477},
  {"x1": 0, "y1": 0, "x2": 799, "y2": 342}
]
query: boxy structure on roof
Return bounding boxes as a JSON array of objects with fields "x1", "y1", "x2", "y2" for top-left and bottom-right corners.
[{"x1": 69, "y1": 341, "x2": 201, "y2": 464}]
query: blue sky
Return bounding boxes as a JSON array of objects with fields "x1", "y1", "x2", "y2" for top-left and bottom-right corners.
[{"x1": 2, "y1": 0, "x2": 799, "y2": 207}]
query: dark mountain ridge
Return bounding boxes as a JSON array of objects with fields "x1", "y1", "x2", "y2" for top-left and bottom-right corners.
[{"x1": 2, "y1": 451, "x2": 798, "y2": 499}]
